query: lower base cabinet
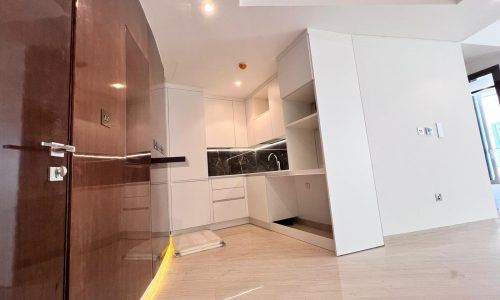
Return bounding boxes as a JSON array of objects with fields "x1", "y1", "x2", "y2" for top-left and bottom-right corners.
[
  {"x1": 213, "y1": 198, "x2": 248, "y2": 223},
  {"x1": 246, "y1": 176, "x2": 270, "y2": 223},
  {"x1": 171, "y1": 180, "x2": 211, "y2": 231}
]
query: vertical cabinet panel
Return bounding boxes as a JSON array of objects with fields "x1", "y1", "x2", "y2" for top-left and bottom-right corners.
[
  {"x1": 268, "y1": 80, "x2": 286, "y2": 139},
  {"x1": 171, "y1": 181, "x2": 211, "y2": 231},
  {"x1": 204, "y1": 99, "x2": 236, "y2": 147},
  {"x1": 308, "y1": 31, "x2": 384, "y2": 255},
  {"x1": 246, "y1": 176, "x2": 270, "y2": 223},
  {"x1": 233, "y1": 101, "x2": 249, "y2": 147},
  {"x1": 253, "y1": 112, "x2": 273, "y2": 145},
  {"x1": 168, "y1": 89, "x2": 208, "y2": 181},
  {"x1": 277, "y1": 34, "x2": 314, "y2": 99}
]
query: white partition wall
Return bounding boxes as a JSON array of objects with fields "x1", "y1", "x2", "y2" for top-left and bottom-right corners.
[
  {"x1": 308, "y1": 30, "x2": 384, "y2": 255},
  {"x1": 352, "y1": 36, "x2": 498, "y2": 236}
]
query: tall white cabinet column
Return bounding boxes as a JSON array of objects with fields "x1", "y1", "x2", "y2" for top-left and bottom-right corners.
[
  {"x1": 277, "y1": 29, "x2": 384, "y2": 255},
  {"x1": 164, "y1": 85, "x2": 211, "y2": 231}
]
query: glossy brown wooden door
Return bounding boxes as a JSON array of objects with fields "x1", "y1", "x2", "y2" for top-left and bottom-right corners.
[{"x1": 0, "y1": 0, "x2": 73, "y2": 299}]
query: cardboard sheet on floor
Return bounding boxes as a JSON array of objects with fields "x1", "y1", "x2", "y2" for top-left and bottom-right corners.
[{"x1": 172, "y1": 230, "x2": 225, "y2": 257}]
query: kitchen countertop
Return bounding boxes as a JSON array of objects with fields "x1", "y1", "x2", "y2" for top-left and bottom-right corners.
[
  {"x1": 209, "y1": 170, "x2": 291, "y2": 179},
  {"x1": 209, "y1": 168, "x2": 325, "y2": 179}
]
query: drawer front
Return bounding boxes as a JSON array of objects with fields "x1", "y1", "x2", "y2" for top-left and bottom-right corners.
[
  {"x1": 213, "y1": 198, "x2": 248, "y2": 223},
  {"x1": 212, "y1": 187, "x2": 245, "y2": 201},
  {"x1": 211, "y1": 177, "x2": 244, "y2": 190}
]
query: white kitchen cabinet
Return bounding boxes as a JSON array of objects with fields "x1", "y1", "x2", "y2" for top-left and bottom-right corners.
[
  {"x1": 151, "y1": 183, "x2": 169, "y2": 234},
  {"x1": 213, "y1": 198, "x2": 248, "y2": 223},
  {"x1": 245, "y1": 80, "x2": 286, "y2": 146},
  {"x1": 209, "y1": 176, "x2": 248, "y2": 223},
  {"x1": 233, "y1": 101, "x2": 248, "y2": 147},
  {"x1": 211, "y1": 177, "x2": 244, "y2": 189},
  {"x1": 204, "y1": 98, "x2": 248, "y2": 148},
  {"x1": 277, "y1": 34, "x2": 314, "y2": 99},
  {"x1": 168, "y1": 88, "x2": 208, "y2": 181},
  {"x1": 252, "y1": 111, "x2": 273, "y2": 145},
  {"x1": 204, "y1": 99, "x2": 236, "y2": 147},
  {"x1": 150, "y1": 87, "x2": 168, "y2": 158},
  {"x1": 268, "y1": 79, "x2": 286, "y2": 139},
  {"x1": 246, "y1": 176, "x2": 270, "y2": 223},
  {"x1": 212, "y1": 187, "x2": 245, "y2": 201},
  {"x1": 171, "y1": 180, "x2": 211, "y2": 231}
]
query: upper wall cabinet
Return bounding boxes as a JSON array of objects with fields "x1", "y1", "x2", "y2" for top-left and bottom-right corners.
[
  {"x1": 205, "y1": 99, "x2": 236, "y2": 147},
  {"x1": 204, "y1": 98, "x2": 248, "y2": 148},
  {"x1": 246, "y1": 79, "x2": 286, "y2": 146},
  {"x1": 168, "y1": 87, "x2": 208, "y2": 181},
  {"x1": 277, "y1": 34, "x2": 314, "y2": 100},
  {"x1": 268, "y1": 80, "x2": 286, "y2": 139}
]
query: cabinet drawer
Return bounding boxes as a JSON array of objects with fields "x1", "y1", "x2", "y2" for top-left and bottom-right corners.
[
  {"x1": 211, "y1": 177, "x2": 244, "y2": 190},
  {"x1": 213, "y1": 198, "x2": 248, "y2": 223},
  {"x1": 212, "y1": 187, "x2": 245, "y2": 201}
]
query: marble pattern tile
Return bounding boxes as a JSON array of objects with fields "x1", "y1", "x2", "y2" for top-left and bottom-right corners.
[{"x1": 207, "y1": 142, "x2": 289, "y2": 176}]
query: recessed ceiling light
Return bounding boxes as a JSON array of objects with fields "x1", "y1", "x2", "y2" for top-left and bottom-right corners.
[
  {"x1": 235, "y1": 81, "x2": 242, "y2": 87},
  {"x1": 110, "y1": 83, "x2": 126, "y2": 89},
  {"x1": 202, "y1": 0, "x2": 215, "y2": 14}
]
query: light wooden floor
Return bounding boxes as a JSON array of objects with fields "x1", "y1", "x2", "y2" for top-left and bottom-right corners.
[{"x1": 154, "y1": 219, "x2": 500, "y2": 300}]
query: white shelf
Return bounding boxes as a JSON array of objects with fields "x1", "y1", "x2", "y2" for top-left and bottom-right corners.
[
  {"x1": 282, "y1": 80, "x2": 316, "y2": 103},
  {"x1": 291, "y1": 168, "x2": 325, "y2": 176},
  {"x1": 265, "y1": 168, "x2": 325, "y2": 178},
  {"x1": 286, "y1": 112, "x2": 318, "y2": 129}
]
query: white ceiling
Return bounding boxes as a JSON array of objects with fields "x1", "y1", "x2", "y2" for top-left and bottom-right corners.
[{"x1": 140, "y1": 0, "x2": 500, "y2": 98}]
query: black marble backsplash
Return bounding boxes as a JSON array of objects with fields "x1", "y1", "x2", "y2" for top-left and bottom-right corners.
[{"x1": 207, "y1": 140, "x2": 289, "y2": 176}]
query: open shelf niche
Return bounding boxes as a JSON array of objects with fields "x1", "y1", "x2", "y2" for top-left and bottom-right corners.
[{"x1": 283, "y1": 80, "x2": 324, "y2": 172}]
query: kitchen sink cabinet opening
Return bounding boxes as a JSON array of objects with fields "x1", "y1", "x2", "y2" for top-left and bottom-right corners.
[{"x1": 266, "y1": 174, "x2": 335, "y2": 251}]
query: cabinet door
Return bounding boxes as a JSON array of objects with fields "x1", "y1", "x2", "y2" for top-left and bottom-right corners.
[
  {"x1": 254, "y1": 111, "x2": 273, "y2": 144},
  {"x1": 151, "y1": 183, "x2": 169, "y2": 234},
  {"x1": 168, "y1": 88, "x2": 208, "y2": 181},
  {"x1": 233, "y1": 101, "x2": 248, "y2": 147},
  {"x1": 268, "y1": 79, "x2": 286, "y2": 139},
  {"x1": 204, "y1": 99, "x2": 236, "y2": 147},
  {"x1": 246, "y1": 176, "x2": 269, "y2": 223},
  {"x1": 277, "y1": 34, "x2": 314, "y2": 99},
  {"x1": 171, "y1": 180, "x2": 211, "y2": 231}
]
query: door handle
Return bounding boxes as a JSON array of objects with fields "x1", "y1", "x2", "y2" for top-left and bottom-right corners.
[
  {"x1": 49, "y1": 166, "x2": 68, "y2": 182},
  {"x1": 41, "y1": 141, "x2": 76, "y2": 157}
]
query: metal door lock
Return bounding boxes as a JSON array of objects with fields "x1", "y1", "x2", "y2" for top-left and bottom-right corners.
[
  {"x1": 49, "y1": 166, "x2": 68, "y2": 182},
  {"x1": 41, "y1": 141, "x2": 76, "y2": 157}
]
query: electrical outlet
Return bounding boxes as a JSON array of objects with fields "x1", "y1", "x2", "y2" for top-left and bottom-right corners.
[
  {"x1": 305, "y1": 182, "x2": 311, "y2": 189},
  {"x1": 435, "y1": 193, "x2": 443, "y2": 202},
  {"x1": 417, "y1": 127, "x2": 425, "y2": 135}
]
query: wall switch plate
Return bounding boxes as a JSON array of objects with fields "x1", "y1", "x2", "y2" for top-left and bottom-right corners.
[
  {"x1": 436, "y1": 122, "x2": 445, "y2": 138},
  {"x1": 417, "y1": 128, "x2": 425, "y2": 135},
  {"x1": 435, "y1": 193, "x2": 443, "y2": 202},
  {"x1": 425, "y1": 127, "x2": 434, "y2": 135}
]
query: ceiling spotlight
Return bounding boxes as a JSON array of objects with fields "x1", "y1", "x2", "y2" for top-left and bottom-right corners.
[
  {"x1": 202, "y1": 0, "x2": 215, "y2": 14},
  {"x1": 235, "y1": 81, "x2": 242, "y2": 87},
  {"x1": 110, "y1": 83, "x2": 126, "y2": 89}
]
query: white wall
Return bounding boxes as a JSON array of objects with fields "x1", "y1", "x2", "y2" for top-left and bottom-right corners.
[
  {"x1": 464, "y1": 50, "x2": 500, "y2": 75},
  {"x1": 294, "y1": 175, "x2": 331, "y2": 225},
  {"x1": 352, "y1": 36, "x2": 498, "y2": 236}
]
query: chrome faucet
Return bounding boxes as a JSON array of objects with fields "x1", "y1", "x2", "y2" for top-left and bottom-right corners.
[{"x1": 267, "y1": 153, "x2": 281, "y2": 171}]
